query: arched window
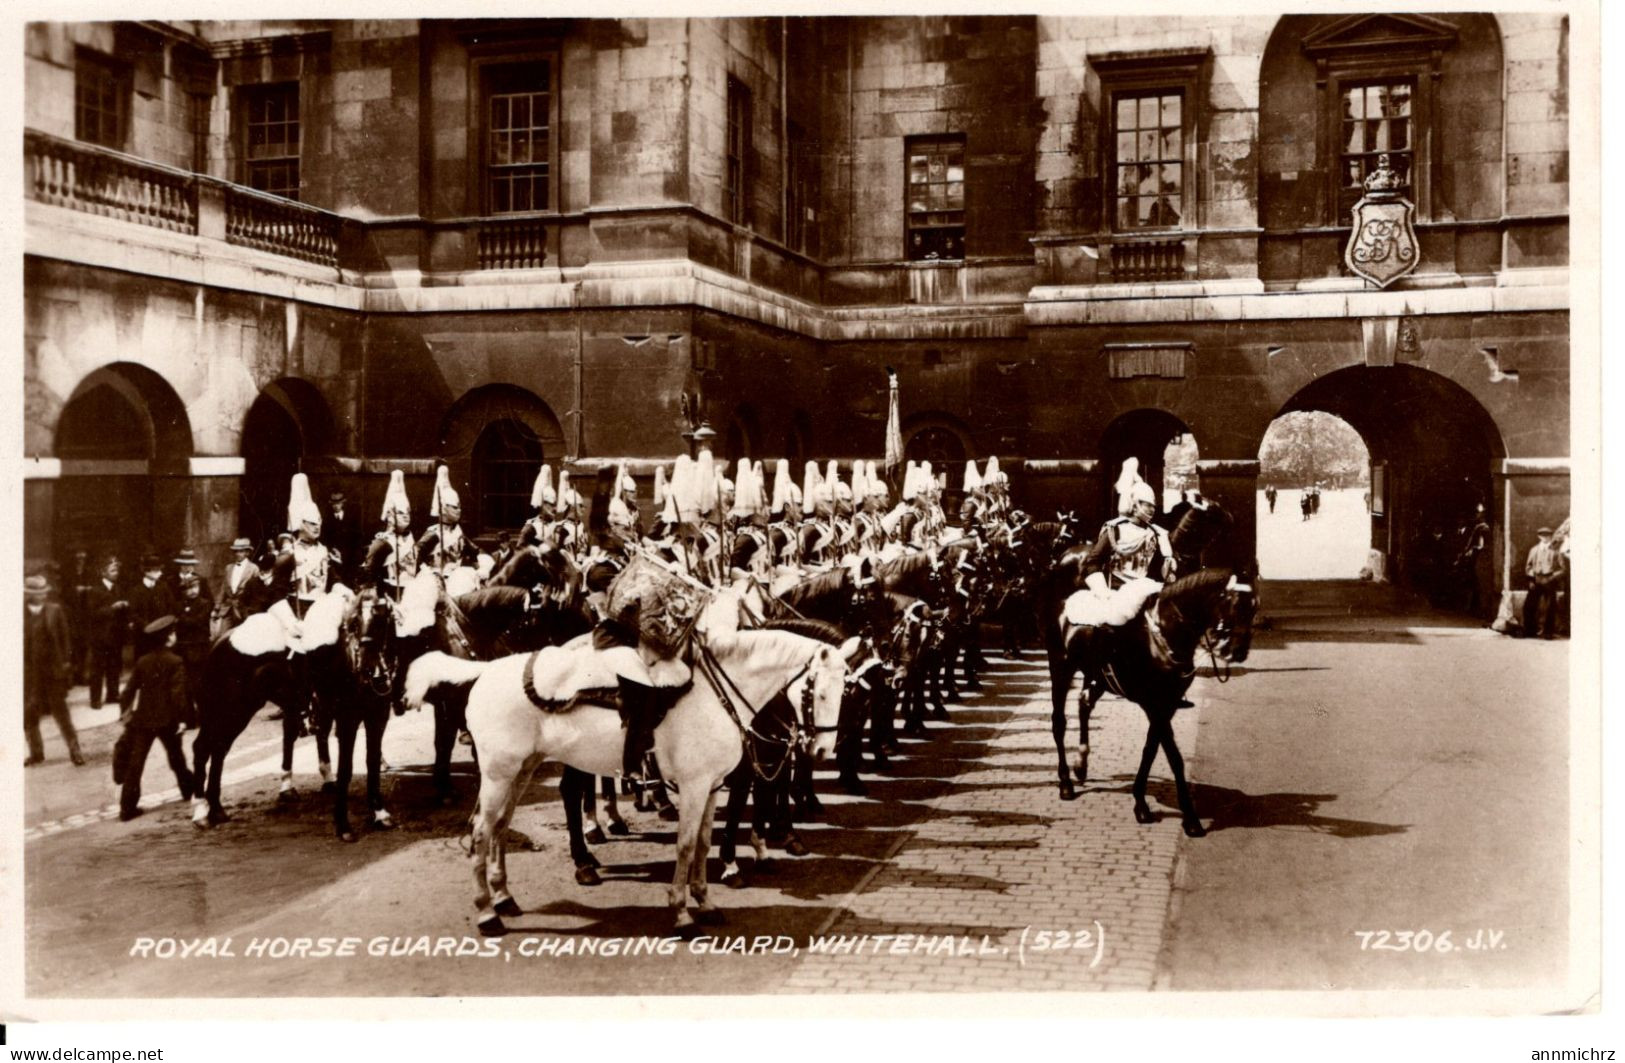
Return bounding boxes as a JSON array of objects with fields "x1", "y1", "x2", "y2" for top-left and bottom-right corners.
[{"x1": 472, "y1": 419, "x2": 543, "y2": 533}]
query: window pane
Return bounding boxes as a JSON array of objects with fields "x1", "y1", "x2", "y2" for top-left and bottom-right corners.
[
  {"x1": 944, "y1": 180, "x2": 963, "y2": 207},
  {"x1": 1344, "y1": 120, "x2": 1364, "y2": 154},
  {"x1": 1161, "y1": 127, "x2": 1182, "y2": 158},
  {"x1": 512, "y1": 130, "x2": 530, "y2": 161},
  {"x1": 1139, "y1": 131, "x2": 1157, "y2": 161},
  {"x1": 1137, "y1": 96, "x2": 1157, "y2": 129},
  {"x1": 1139, "y1": 164, "x2": 1157, "y2": 197},
  {"x1": 1370, "y1": 119, "x2": 1387, "y2": 152},
  {"x1": 1154, "y1": 196, "x2": 1180, "y2": 227},
  {"x1": 1137, "y1": 196, "x2": 1155, "y2": 225},
  {"x1": 909, "y1": 155, "x2": 928, "y2": 183},
  {"x1": 946, "y1": 161, "x2": 964, "y2": 183},
  {"x1": 928, "y1": 156, "x2": 945, "y2": 181},
  {"x1": 1388, "y1": 83, "x2": 1412, "y2": 117},
  {"x1": 1162, "y1": 93, "x2": 1181, "y2": 128},
  {"x1": 1116, "y1": 97, "x2": 1136, "y2": 129},
  {"x1": 1117, "y1": 131, "x2": 1136, "y2": 162},
  {"x1": 492, "y1": 96, "x2": 508, "y2": 128},
  {"x1": 1161, "y1": 163, "x2": 1181, "y2": 194},
  {"x1": 1390, "y1": 120, "x2": 1409, "y2": 151},
  {"x1": 1117, "y1": 164, "x2": 1136, "y2": 195},
  {"x1": 512, "y1": 95, "x2": 529, "y2": 128},
  {"x1": 1343, "y1": 86, "x2": 1363, "y2": 120},
  {"x1": 1117, "y1": 198, "x2": 1136, "y2": 230}
]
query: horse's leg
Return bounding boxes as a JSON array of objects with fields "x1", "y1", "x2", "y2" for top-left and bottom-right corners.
[
  {"x1": 929, "y1": 644, "x2": 950, "y2": 719},
  {"x1": 560, "y1": 767, "x2": 602, "y2": 886},
  {"x1": 279, "y1": 699, "x2": 299, "y2": 798},
  {"x1": 1049, "y1": 643, "x2": 1077, "y2": 800},
  {"x1": 965, "y1": 627, "x2": 984, "y2": 690},
  {"x1": 365, "y1": 698, "x2": 393, "y2": 829},
  {"x1": 601, "y1": 775, "x2": 628, "y2": 835},
  {"x1": 719, "y1": 762, "x2": 752, "y2": 888},
  {"x1": 469, "y1": 761, "x2": 513, "y2": 935},
  {"x1": 901, "y1": 668, "x2": 926, "y2": 737},
  {"x1": 836, "y1": 688, "x2": 868, "y2": 795},
  {"x1": 315, "y1": 699, "x2": 335, "y2": 792},
  {"x1": 1075, "y1": 682, "x2": 1103, "y2": 786},
  {"x1": 690, "y1": 789, "x2": 723, "y2": 924},
  {"x1": 333, "y1": 710, "x2": 360, "y2": 842},
  {"x1": 488, "y1": 755, "x2": 539, "y2": 922},
  {"x1": 1152, "y1": 707, "x2": 1206, "y2": 837},
  {"x1": 777, "y1": 768, "x2": 808, "y2": 856},
  {"x1": 578, "y1": 767, "x2": 608, "y2": 846},
  {"x1": 189, "y1": 726, "x2": 212, "y2": 828},
  {"x1": 1131, "y1": 718, "x2": 1162, "y2": 825},
  {"x1": 432, "y1": 696, "x2": 457, "y2": 805},
  {"x1": 941, "y1": 637, "x2": 961, "y2": 703},
  {"x1": 668, "y1": 773, "x2": 706, "y2": 932}
]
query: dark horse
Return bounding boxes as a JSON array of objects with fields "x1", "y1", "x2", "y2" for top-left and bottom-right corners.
[
  {"x1": 189, "y1": 620, "x2": 303, "y2": 828},
  {"x1": 1042, "y1": 503, "x2": 1256, "y2": 835}
]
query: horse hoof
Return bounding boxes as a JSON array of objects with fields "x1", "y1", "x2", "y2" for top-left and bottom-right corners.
[
  {"x1": 1182, "y1": 820, "x2": 1208, "y2": 838},
  {"x1": 673, "y1": 909, "x2": 696, "y2": 933},
  {"x1": 209, "y1": 808, "x2": 230, "y2": 826},
  {"x1": 783, "y1": 837, "x2": 809, "y2": 858},
  {"x1": 838, "y1": 776, "x2": 867, "y2": 796},
  {"x1": 338, "y1": 830, "x2": 359, "y2": 844},
  {"x1": 584, "y1": 827, "x2": 608, "y2": 845},
  {"x1": 277, "y1": 788, "x2": 297, "y2": 803},
  {"x1": 721, "y1": 865, "x2": 746, "y2": 889},
  {"x1": 493, "y1": 896, "x2": 523, "y2": 917},
  {"x1": 1133, "y1": 804, "x2": 1157, "y2": 825},
  {"x1": 575, "y1": 865, "x2": 603, "y2": 887},
  {"x1": 371, "y1": 812, "x2": 396, "y2": 831},
  {"x1": 1058, "y1": 781, "x2": 1078, "y2": 802},
  {"x1": 477, "y1": 913, "x2": 507, "y2": 937},
  {"x1": 1073, "y1": 762, "x2": 1090, "y2": 784},
  {"x1": 607, "y1": 820, "x2": 630, "y2": 837}
]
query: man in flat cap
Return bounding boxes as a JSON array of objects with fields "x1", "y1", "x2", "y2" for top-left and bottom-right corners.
[
  {"x1": 116, "y1": 616, "x2": 195, "y2": 821},
  {"x1": 1522, "y1": 525, "x2": 1566, "y2": 639},
  {"x1": 24, "y1": 573, "x2": 84, "y2": 767}
]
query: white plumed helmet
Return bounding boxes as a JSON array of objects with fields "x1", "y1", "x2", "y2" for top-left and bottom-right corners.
[
  {"x1": 530, "y1": 464, "x2": 556, "y2": 509},
  {"x1": 380, "y1": 470, "x2": 410, "y2": 521},
  {"x1": 287, "y1": 473, "x2": 321, "y2": 530}
]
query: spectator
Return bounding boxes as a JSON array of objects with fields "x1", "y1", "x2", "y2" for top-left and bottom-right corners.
[
  {"x1": 115, "y1": 616, "x2": 195, "y2": 821},
  {"x1": 1456, "y1": 505, "x2": 1492, "y2": 619},
  {"x1": 1522, "y1": 526, "x2": 1565, "y2": 639},
  {"x1": 174, "y1": 571, "x2": 213, "y2": 727},
  {"x1": 24, "y1": 573, "x2": 84, "y2": 767},
  {"x1": 64, "y1": 546, "x2": 94, "y2": 686},
  {"x1": 84, "y1": 555, "x2": 128, "y2": 708},
  {"x1": 324, "y1": 489, "x2": 362, "y2": 589},
  {"x1": 171, "y1": 548, "x2": 212, "y2": 604},
  {"x1": 212, "y1": 537, "x2": 263, "y2": 638},
  {"x1": 1264, "y1": 484, "x2": 1278, "y2": 514}
]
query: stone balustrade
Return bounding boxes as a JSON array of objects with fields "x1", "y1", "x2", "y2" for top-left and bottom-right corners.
[
  {"x1": 25, "y1": 130, "x2": 197, "y2": 234},
  {"x1": 1108, "y1": 236, "x2": 1188, "y2": 283},
  {"x1": 476, "y1": 214, "x2": 551, "y2": 270},
  {"x1": 223, "y1": 185, "x2": 342, "y2": 267}
]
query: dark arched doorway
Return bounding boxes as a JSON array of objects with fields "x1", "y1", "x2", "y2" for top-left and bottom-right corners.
[
  {"x1": 238, "y1": 378, "x2": 335, "y2": 548},
  {"x1": 1266, "y1": 365, "x2": 1506, "y2": 612},
  {"x1": 53, "y1": 363, "x2": 192, "y2": 566},
  {"x1": 472, "y1": 419, "x2": 544, "y2": 532},
  {"x1": 1099, "y1": 408, "x2": 1192, "y2": 519},
  {"x1": 440, "y1": 385, "x2": 565, "y2": 537}
]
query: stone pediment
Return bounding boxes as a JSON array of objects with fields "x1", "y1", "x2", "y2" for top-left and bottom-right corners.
[{"x1": 1301, "y1": 14, "x2": 1458, "y2": 60}]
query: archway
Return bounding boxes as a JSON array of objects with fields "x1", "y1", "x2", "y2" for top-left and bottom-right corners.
[
  {"x1": 1099, "y1": 408, "x2": 1193, "y2": 520},
  {"x1": 905, "y1": 415, "x2": 972, "y2": 510},
  {"x1": 1263, "y1": 365, "x2": 1506, "y2": 613},
  {"x1": 238, "y1": 378, "x2": 334, "y2": 547},
  {"x1": 1257, "y1": 411, "x2": 1372, "y2": 579},
  {"x1": 724, "y1": 403, "x2": 760, "y2": 466},
  {"x1": 440, "y1": 385, "x2": 565, "y2": 537},
  {"x1": 52, "y1": 363, "x2": 192, "y2": 565}
]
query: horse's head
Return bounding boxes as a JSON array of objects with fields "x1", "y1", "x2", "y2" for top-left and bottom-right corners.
[
  {"x1": 1209, "y1": 573, "x2": 1258, "y2": 664},
  {"x1": 350, "y1": 591, "x2": 404, "y2": 696},
  {"x1": 789, "y1": 640, "x2": 852, "y2": 763}
]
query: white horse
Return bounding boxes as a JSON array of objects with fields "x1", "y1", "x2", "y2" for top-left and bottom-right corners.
[{"x1": 404, "y1": 623, "x2": 853, "y2": 934}]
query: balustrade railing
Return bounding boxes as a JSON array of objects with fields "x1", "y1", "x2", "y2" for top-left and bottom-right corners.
[
  {"x1": 25, "y1": 131, "x2": 196, "y2": 234},
  {"x1": 1110, "y1": 237, "x2": 1186, "y2": 283},
  {"x1": 224, "y1": 186, "x2": 341, "y2": 268},
  {"x1": 477, "y1": 215, "x2": 550, "y2": 270}
]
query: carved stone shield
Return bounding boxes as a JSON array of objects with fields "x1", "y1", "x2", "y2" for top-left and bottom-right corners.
[{"x1": 1346, "y1": 196, "x2": 1419, "y2": 288}]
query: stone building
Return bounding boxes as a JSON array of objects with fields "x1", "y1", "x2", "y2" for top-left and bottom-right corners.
[{"x1": 22, "y1": 15, "x2": 1570, "y2": 605}]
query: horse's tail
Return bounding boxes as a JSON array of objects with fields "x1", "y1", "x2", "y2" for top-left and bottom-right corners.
[{"x1": 404, "y1": 651, "x2": 490, "y2": 711}]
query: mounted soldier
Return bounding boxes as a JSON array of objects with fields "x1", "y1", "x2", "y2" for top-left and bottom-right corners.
[
  {"x1": 727, "y1": 461, "x2": 773, "y2": 583},
  {"x1": 518, "y1": 464, "x2": 567, "y2": 553},
  {"x1": 266, "y1": 473, "x2": 336, "y2": 623},
  {"x1": 959, "y1": 460, "x2": 988, "y2": 531},
  {"x1": 1070, "y1": 458, "x2": 1177, "y2": 632},
  {"x1": 768, "y1": 458, "x2": 802, "y2": 575},
  {"x1": 798, "y1": 461, "x2": 838, "y2": 568},
  {"x1": 365, "y1": 470, "x2": 419, "y2": 603},
  {"x1": 419, "y1": 465, "x2": 481, "y2": 580}
]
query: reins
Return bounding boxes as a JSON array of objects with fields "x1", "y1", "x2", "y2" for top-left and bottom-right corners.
[{"x1": 692, "y1": 634, "x2": 835, "y2": 784}]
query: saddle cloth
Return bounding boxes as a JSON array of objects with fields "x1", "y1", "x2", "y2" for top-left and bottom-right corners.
[{"x1": 1064, "y1": 577, "x2": 1163, "y2": 628}]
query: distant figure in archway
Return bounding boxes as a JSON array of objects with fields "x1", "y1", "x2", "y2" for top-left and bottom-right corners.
[
  {"x1": 1454, "y1": 504, "x2": 1492, "y2": 619},
  {"x1": 1265, "y1": 484, "x2": 1278, "y2": 513}
]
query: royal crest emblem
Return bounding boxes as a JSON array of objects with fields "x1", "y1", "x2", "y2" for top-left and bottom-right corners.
[{"x1": 1345, "y1": 153, "x2": 1419, "y2": 288}]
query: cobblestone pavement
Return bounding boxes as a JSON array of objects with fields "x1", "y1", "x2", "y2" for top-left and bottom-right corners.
[{"x1": 782, "y1": 653, "x2": 1200, "y2": 993}]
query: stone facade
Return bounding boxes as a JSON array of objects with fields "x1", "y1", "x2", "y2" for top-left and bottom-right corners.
[{"x1": 22, "y1": 15, "x2": 1572, "y2": 602}]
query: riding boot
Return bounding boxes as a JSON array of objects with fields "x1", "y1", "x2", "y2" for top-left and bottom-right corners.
[{"x1": 618, "y1": 676, "x2": 658, "y2": 784}]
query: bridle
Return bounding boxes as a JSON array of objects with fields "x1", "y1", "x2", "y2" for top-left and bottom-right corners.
[
  {"x1": 691, "y1": 632, "x2": 840, "y2": 783},
  {"x1": 1199, "y1": 577, "x2": 1253, "y2": 683}
]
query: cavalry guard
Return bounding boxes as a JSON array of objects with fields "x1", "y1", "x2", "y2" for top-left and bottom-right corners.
[
  {"x1": 983, "y1": 456, "x2": 1011, "y2": 523},
  {"x1": 365, "y1": 470, "x2": 419, "y2": 601},
  {"x1": 606, "y1": 462, "x2": 642, "y2": 552},
  {"x1": 768, "y1": 459, "x2": 802, "y2": 573},
  {"x1": 959, "y1": 460, "x2": 988, "y2": 529},
  {"x1": 554, "y1": 469, "x2": 585, "y2": 559},
  {"x1": 798, "y1": 462, "x2": 838, "y2": 568},
  {"x1": 519, "y1": 464, "x2": 567, "y2": 553},
  {"x1": 827, "y1": 462, "x2": 857, "y2": 561},
  {"x1": 268, "y1": 473, "x2": 334, "y2": 620},
  {"x1": 419, "y1": 466, "x2": 480, "y2": 579},
  {"x1": 727, "y1": 462, "x2": 772, "y2": 583},
  {"x1": 1074, "y1": 458, "x2": 1177, "y2": 628}
]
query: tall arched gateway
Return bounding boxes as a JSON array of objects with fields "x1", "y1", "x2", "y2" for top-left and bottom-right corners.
[{"x1": 52, "y1": 363, "x2": 192, "y2": 566}]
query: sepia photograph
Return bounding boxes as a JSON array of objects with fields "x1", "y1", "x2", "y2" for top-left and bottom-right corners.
[{"x1": 3, "y1": 0, "x2": 1605, "y2": 1044}]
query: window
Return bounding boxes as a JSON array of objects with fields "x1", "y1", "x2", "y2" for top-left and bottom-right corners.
[
  {"x1": 725, "y1": 76, "x2": 751, "y2": 226},
  {"x1": 1337, "y1": 79, "x2": 1413, "y2": 222},
  {"x1": 786, "y1": 120, "x2": 818, "y2": 254},
  {"x1": 905, "y1": 135, "x2": 965, "y2": 261},
  {"x1": 241, "y1": 84, "x2": 300, "y2": 200},
  {"x1": 75, "y1": 50, "x2": 130, "y2": 150},
  {"x1": 485, "y1": 63, "x2": 552, "y2": 214},
  {"x1": 1112, "y1": 91, "x2": 1183, "y2": 230}
]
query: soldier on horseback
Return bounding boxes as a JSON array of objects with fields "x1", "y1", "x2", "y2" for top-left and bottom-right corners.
[
  {"x1": 419, "y1": 466, "x2": 481, "y2": 580},
  {"x1": 267, "y1": 474, "x2": 335, "y2": 624},
  {"x1": 365, "y1": 470, "x2": 419, "y2": 603}
]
